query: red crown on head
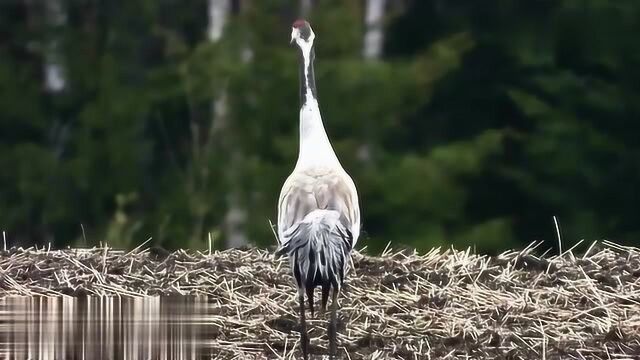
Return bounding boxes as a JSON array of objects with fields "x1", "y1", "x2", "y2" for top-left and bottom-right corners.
[{"x1": 292, "y1": 19, "x2": 307, "y2": 28}]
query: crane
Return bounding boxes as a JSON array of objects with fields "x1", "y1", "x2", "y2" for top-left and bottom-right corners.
[{"x1": 276, "y1": 19, "x2": 361, "y2": 360}]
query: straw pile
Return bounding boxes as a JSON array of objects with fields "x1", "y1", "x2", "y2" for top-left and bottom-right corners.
[{"x1": 1, "y1": 240, "x2": 639, "y2": 359}]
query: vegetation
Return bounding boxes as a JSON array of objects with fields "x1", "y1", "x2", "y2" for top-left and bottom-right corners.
[
  {"x1": 0, "y1": 1, "x2": 638, "y2": 253},
  {"x1": 2, "y1": 241, "x2": 639, "y2": 358}
]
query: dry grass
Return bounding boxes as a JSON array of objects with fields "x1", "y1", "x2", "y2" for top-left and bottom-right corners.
[{"x1": 1, "y1": 240, "x2": 640, "y2": 359}]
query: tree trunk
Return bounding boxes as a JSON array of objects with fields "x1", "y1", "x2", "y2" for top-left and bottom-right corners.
[
  {"x1": 42, "y1": 0, "x2": 70, "y2": 159},
  {"x1": 207, "y1": 0, "x2": 249, "y2": 248},
  {"x1": 43, "y1": 0, "x2": 67, "y2": 93},
  {"x1": 300, "y1": 0, "x2": 312, "y2": 17},
  {"x1": 358, "y1": 0, "x2": 386, "y2": 163},
  {"x1": 363, "y1": 0, "x2": 386, "y2": 60},
  {"x1": 207, "y1": 0, "x2": 230, "y2": 42}
]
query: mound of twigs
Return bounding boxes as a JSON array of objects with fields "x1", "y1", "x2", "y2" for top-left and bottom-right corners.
[{"x1": 1, "y1": 240, "x2": 640, "y2": 359}]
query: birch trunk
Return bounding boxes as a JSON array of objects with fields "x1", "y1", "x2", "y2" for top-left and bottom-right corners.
[
  {"x1": 42, "y1": 0, "x2": 70, "y2": 162},
  {"x1": 358, "y1": 0, "x2": 386, "y2": 163},
  {"x1": 300, "y1": 0, "x2": 312, "y2": 17},
  {"x1": 363, "y1": 0, "x2": 386, "y2": 60},
  {"x1": 207, "y1": 0, "x2": 230, "y2": 42},
  {"x1": 43, "y1": 0, "x2": 66, "y2": 92},
  {"x1": 207, "y1": 0, "x2": 249, "y2": 248}
]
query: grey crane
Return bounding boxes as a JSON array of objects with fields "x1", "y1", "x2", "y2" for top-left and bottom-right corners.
[{"x1": 275, "y1": 19, "x2": 361, "y2": 360}]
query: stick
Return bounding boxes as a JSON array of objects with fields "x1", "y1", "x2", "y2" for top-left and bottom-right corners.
[{"x1": 553, "y1": 216, "x2": 562, "y2": 255}]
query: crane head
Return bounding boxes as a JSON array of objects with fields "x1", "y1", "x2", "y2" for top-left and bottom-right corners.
[{"x1": 291, "y1": 19, "x2": 314, "y2": 46}]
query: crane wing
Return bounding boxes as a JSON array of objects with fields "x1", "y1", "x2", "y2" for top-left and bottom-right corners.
[{"x1": 277, "y1": 168, "x2": 360, "y2": 249}]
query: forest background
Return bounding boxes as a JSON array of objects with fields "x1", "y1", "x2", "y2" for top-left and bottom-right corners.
[{"x1": 1, "y1": 0, "x2": 638, "y2": 254}]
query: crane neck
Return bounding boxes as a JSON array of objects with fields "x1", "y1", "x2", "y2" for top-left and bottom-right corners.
[
  {"x1": 295, "y1": 41, "x2": 340, "y2": 169},
  {"x1": 298, "y1": 44, "x2": 317, "y2": 107}
]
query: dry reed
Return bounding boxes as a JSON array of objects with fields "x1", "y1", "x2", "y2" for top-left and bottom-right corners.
[{"x1": 1, "y1": 240, "x2": 639, "y2": 359}]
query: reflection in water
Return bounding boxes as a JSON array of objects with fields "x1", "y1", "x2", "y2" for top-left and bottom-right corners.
[{"x1": 0, "y1": 296, "x2": 217, "y2": 360}]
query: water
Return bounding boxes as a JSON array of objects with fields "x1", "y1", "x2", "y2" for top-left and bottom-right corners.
[{"x1": 0, "y1": 296, "x2": 220, "y2": 360}]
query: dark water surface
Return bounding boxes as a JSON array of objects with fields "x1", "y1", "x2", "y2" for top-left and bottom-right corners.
[{"x1": 0, "y1": 296, "x2": 219, "y2": 360}]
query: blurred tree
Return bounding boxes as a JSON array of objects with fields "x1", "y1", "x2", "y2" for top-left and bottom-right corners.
[
  {"x1": 0, "y1": 0, "x2": 637, "y2": 254},
  {"x1": 203, "y1": 0, "x2": 250, "y2": 248},
  {"x1": 357, "y1": 0, "x2": 386, "y2": 165},
  {"x1": 385, "y1": 0, "x2": 640, "y2": 251},
  {"x1": 42, "y1": 0, "x2": 67, "y2": 93}
]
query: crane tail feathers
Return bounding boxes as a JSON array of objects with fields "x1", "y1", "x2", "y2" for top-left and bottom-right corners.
[{"x1": 279, "y1": 210, "x2": 353, "y2": 297}]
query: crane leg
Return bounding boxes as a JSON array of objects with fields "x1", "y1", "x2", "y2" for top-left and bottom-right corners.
[
  {"x1": 299, "y1": 293, "x2": 309, "y2": 360},
  {"x1": 328, "y1": 290, "x2": 338, "y2": 359},
  {"x1": 307, "y1": 287, "x2": 315, "y2": 318},
  {"x1": 321, "y1": 282, "x2": 330, "y2": 315}
]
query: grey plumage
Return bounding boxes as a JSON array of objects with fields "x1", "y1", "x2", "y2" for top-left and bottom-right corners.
[
  {"x1": 280, "y1": 19, "x2": 361, "y2": 359},
  {"x1": 276, "y1": 168, "x2": 359, "y2": 310}
]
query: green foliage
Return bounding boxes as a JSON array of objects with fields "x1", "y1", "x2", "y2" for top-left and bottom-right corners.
[{"x1": 0, "y1": 1, "x2": 638, "y2": 253}]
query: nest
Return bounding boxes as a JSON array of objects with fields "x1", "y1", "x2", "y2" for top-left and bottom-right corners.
[{"x1": 1, "y1": 240, "x2": 639, "y2": 359}]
